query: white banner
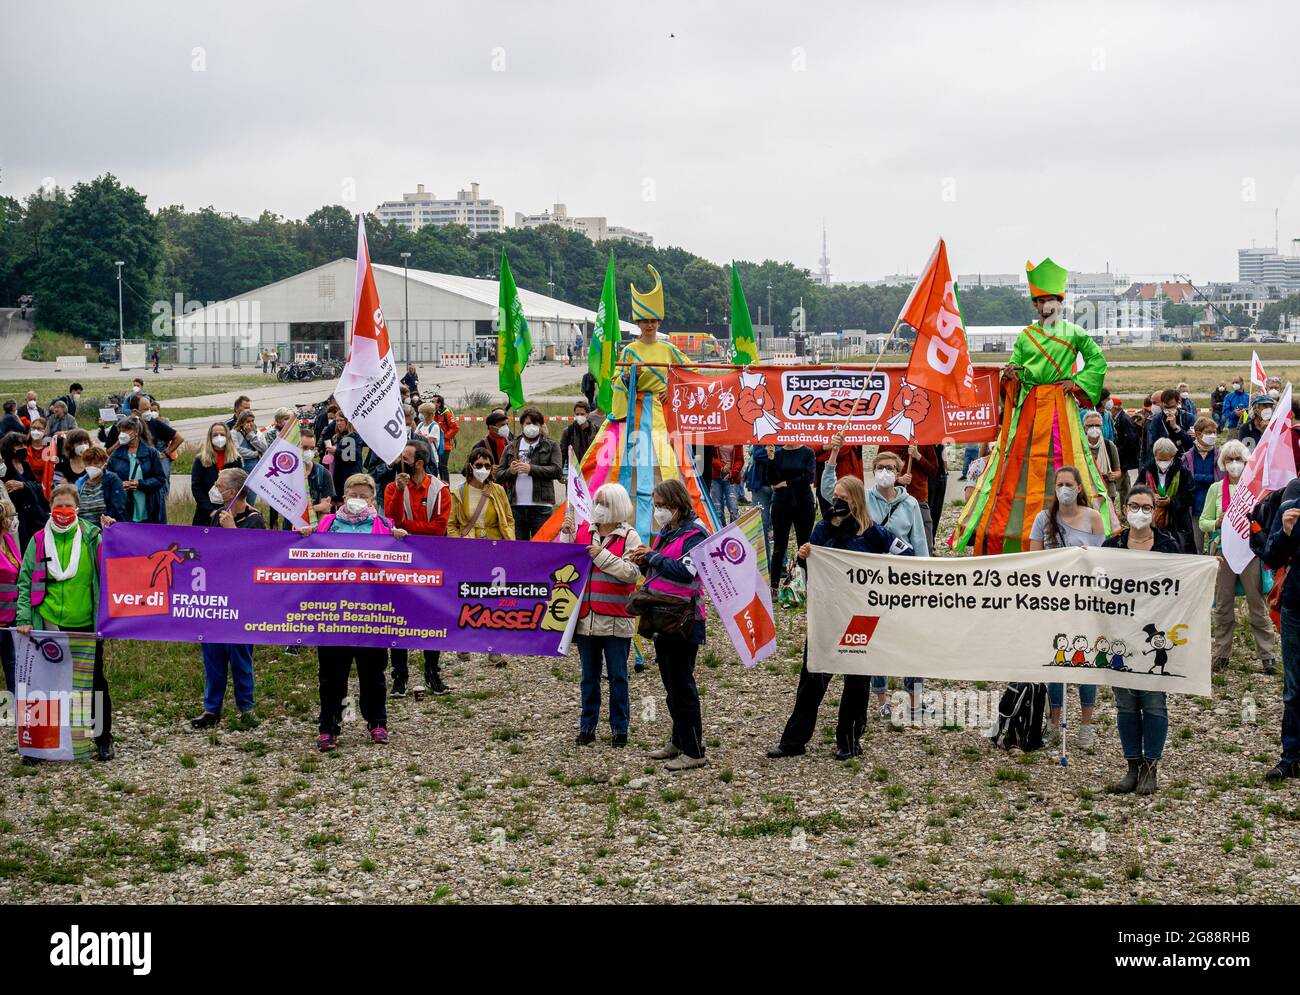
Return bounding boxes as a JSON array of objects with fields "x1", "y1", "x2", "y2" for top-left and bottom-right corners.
[
  {"x1": 694, "y1": 510, "x2": 777, "y2": 668},
  {"x1": 807, "y1": 545, "x2": 1218, "y2": 696},
  {"x1": 14, "y1": 631, "x2": 96, "y2": 761}
]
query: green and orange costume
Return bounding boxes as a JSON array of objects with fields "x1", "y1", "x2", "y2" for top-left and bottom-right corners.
[{"x1": 952, "y1": 258, "x2": 1117, "y2": 554}]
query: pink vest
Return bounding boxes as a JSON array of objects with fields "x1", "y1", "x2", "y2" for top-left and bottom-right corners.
[
  {"x1": 0, "y1": 533, "x2": 20, "y2": 624},
  {"x1": 316, "y1": 512, "x2": 393, "y2": 535},
  {"x1": 647, "y1": 526, "x2": 706, "y2": 620}
]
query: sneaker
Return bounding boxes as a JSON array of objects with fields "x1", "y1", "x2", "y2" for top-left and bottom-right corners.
[
  {"x1": 1077, "y1": 723, "x2": 1097, "y2": 750},
  {"x1": 664, "y1": 753, "x2": 707, "y2": 772},
  {"x1": 877, "y1": 702, "x2": 892, "y2": 721},
  {"x1": 390, "y1": 684, "x2": 407, "y2": 699},
  {"x1": 455, "y1": 651, "x2": 472, "y2": 662},
  {"x1": 765, "y1": 744, "x2": 805, "y2": 758},
  {"x1": 370, "y1": 726, "x2": 389, "y2": 745},
  {"x1": 1262, "y1": 659, "x2": 1277, "y2": 676},
  {"x1": 284, "y1": 646, "x2": 301, "y2": 656},
  {"x1": 190, "y1": 711, "x2": 220, "y2": 730},
  {"x1": 428, "y1": 675, "x2": 449, "y2": 695},
  {"x1": 1265, "y1": 759, "x2": 1299, "y2": 782},
  {"x1": 95, "y1": 741, "x2": 115, "y2": 762},
  {"x1": 834, "y1": 747, "x2": 862, "y2": 762},
  {"x1": 649, "y1": 743, "x2": 681, "y2": 760},
  {"x1": 317, "y1": 733, "x2": 337, "y2": 752},
  {"x1": 633, "y1": 662, "x2": 646, "y2": 674},
  {"x1": 20, "y1": 756, "x2": 40, "y2": 767},
  {"x1": 575, "y1": 731, "x2": 596, "y2": 746},
  {"x1": 611, "y1": 733, "x2": 628, "y2": 748}
]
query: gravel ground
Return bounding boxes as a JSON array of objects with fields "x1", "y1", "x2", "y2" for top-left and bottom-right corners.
[{"x1": 2, "y1": 501, "x2": 1299, "y2": 905}]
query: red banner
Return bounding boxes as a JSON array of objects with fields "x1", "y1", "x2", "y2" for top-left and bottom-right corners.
[{"x1": 666, "y1": 365, "x2": 1000, "y2": 446}]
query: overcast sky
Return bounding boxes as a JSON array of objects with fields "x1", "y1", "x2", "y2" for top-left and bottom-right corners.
[{"x1": 3, "y1": 0, "x2": 1298, "y2": 284}]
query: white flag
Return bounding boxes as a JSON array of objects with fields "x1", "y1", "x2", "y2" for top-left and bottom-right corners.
[
  {"x1": 567, "y1": 446, "x2": 593, "y2": 543},
  {"x1": 1222, "y1": 383, "x2": 1296, "y2": 574},
  {"x1": 244, "y1": 421, "x2": 310, "y2": 526},
  {"x1": 694, "y1": 510, "x2": 777, "y2": 668},
  {"x1": 1251, "y1": 350, "x2": 1268, "y2": 394},
  {"x1": 334, "y1": 216, "x2": 406, "y2": 466}
]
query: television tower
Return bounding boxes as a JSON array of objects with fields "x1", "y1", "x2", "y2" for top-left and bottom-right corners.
[{"x1": 817, "y1": 221, "x2": 832, "y2": 287}]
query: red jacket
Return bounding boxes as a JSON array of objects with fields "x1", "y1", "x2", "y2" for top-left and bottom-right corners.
[
  {"x1": 383, "y1": 475, "x2": 451, "y2": 535},
  {"x1": 711, "y1": 445, "x2": 744, "y2": 484},
  {"x1": 815, "y1": 443, "x2": 863, "y2": 485}
]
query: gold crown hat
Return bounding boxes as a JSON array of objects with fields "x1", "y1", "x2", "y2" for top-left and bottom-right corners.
[
  {"x1": 629, "y1": 264, "x2": 665, "y2": 321},
  {"x1": 1025, "y1": 257, "x2": 1068, "y2": 298}
]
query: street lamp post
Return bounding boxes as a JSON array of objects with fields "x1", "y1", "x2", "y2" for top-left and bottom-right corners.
[
  {"x1": 115, "y1": 260, "x2": 125, "y2": 369},
  {"x1": 400, "y1": 251, "x2": 411, "y2": 365}
]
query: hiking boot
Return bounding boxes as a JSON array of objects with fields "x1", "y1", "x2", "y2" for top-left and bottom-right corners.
[
  {"x1": 1110, "y1": 759, "x2": 1141, "y2": 794},
  {"x1": 1262, "y1": 659, "x2": 1277, "y2": 676},
  {"x1": 1135, "y1": 760, "x2": 1158, "y2": 795},
  {"x1": 664, "y1": 753, "x2": 707, "y2": 771},
  {"x1": 575, "y1": 731, "x2": 596, "y2": 746},
  {"x1": 1265, "y1": 759, "x2": 1299, "y2": 782},
  {"x1": 766, "y1": 744, "x2": 805, "y2": 759},
  {"x1": 649, "y1": 743, "x2": 681, "y2": 760},
  {"x1": 1077, "y1": 723, "x2": 1097, "y2": 750},
  {"x1": 190, "y1": 711, "x2": 220, "y2": 730}
]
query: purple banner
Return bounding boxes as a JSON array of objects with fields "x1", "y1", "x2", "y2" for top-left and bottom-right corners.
[{"x1": 97, "y1": 524, "x2": 590, "y2": 655}]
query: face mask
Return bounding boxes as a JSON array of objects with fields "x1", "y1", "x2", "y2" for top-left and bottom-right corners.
[
  {"x1": 119, "y1": 433, "x2": 134, "y2": 446},
  {"x1": 1260, "y1": 408, "x2": 1274, "y2": 421},
  {"x1": 575, "y1": 415, "x2": 588, "y2": 426},
  {"x1": 523, "y1": 424, "x2": 540, "y2": 440},
  {"x1": 875, "y1": 469, "x2": 896, "y2": 489},
  {"x1": 1127, "y1": 508, "x2": 1153, "y2": 530},
  {"x1": 1226, "y1": 460, "x2": 1245, "y2": 477},
  {"x1": 26, "y1": 401, "x2": 37, "y2": 410},
  {"x1": 345, "y1": 498, "x2": 369, "y2": 515},
  {"x1": 144, "y1": 411, "x2": 156, "y2": 421},
  {"x1": 50, "y1": 506, "x2": 78, "y2": 529},
  {"x1": 302, "y1": 450, "x2": 315, "y2": 464},
  {"x1": 1155, "y1": 460, "x2": 1172, "y2": 473},
  {"x1": 496, "y1": 425, "x2": 510, "y2": 439},
  {"x1": 0, "y1": 461, "x2": 7, "y2": 477},
  {"x1": 74, "y1": 444, "x2": 89, "y2": 455},
  {"x1": 1104, "y1": 399, "x2": 1115, "y2": 410},
  {"x1": 85, "y1": 465, "x2": 103, "y2": 480},
  {"x1": 591, "y1": 504, "x2": 612, "y2": 524},
  {"x1": 208, "y1": 486, "x2": 225, "y2": 504},
  {"x1": 1056, "y1": 486, "x2": 1078, "y2": 505},
  {"x1": 1086, "y1": 427, "x2": 1101, "y2": 441},
  {"x1": 29, "y1": 430, "x2": 44, "y2": 442},
  {"x1": 1232, "y1": 384, "x2": 1241, "y2": 391},
  {"x1": 1269, "y1": 390, "x2": 1280, "y2": 399},
  {"x1": 473, "y1": 466, "x2": 491, "y2": 482},
  {"x1": 1180, "y1": 392, "x2": 1189, "y2": 399},
  {"x1": 653, "y1": 506, "x2": 674, "y2": 530},
  {"x1": 1164, "y1": 408, "x2": 1179, "y2": 419},
  {"x1": 830, "y1": 498, "x2": 851, "y2": 519},
  {"x1": 131, "y1": 386, "x2": 140, "y2": 394},
  {"x1": 1201, "y1": 434, "x2": 1217, "y2": 447},
  {"x1": 211, "y1": 435, "x2": 227, "y2": 449}
]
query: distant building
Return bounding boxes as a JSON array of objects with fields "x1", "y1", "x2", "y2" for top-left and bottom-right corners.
[
  {"x1": 376, "y1": 183, "x2": 505, "y2": 234},
  {"x1": 513, "y1": 203, "x2": 653, "y2": 246},
  {"x1": 958, "y1": 273, "x2": 1026, "y2": 293},
  {"x1": 1202, "y1": 281, "x2": 1285, "y2": 322},
  {"x1": 1238, "y1": 246, "x2": 1300, "y2": 290}
]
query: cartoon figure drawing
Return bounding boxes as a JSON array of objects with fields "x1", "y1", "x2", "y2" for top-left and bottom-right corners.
[
  {"x1": 1109, "y1": 638, "x2": 1129, "y2": 671},
  {"x1": 882, "y1": 379, "x2": 932, "y2": 441},
  {"x1": 1070, "y1": 634, "x2": 1089, "y2": 666},
  {"x1": 1050, "y1": 633, "x2": 1068, "y2": 667},
  {"x1": 147, "y1": 543, "x2": 200, "y2": 588},
  {"x1": 1142, "y1": 623, "x2": 1173, "y2": 675},
  {"x1": 1092, "y1": 636, "x2": 1110, "y2": 669}
]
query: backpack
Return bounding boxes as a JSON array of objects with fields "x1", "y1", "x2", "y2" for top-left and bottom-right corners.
[
  {"x1": 990, "y1": 682, "x2": 1047, "y2": 752},
  {"x1": 1250, "y1": 482, "x2": 1300, "y2": 558}
]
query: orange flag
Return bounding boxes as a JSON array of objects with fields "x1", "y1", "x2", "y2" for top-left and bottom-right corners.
[{"x1": 899, "y1": 238, "x2": 977, "y2": 406}]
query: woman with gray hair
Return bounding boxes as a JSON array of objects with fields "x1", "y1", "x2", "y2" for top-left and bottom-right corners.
[
  {"x1": 1141, "y1": 436, "x2": 1194, "y2": 553},
  {"x1": 1200, "y1": 439, "x2": 1278, "y2": 674}
]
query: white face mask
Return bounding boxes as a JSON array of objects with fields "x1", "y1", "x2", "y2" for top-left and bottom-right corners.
[
  {"x1": 1104, "y1": 399, "x2": 1115, "y2": 410},
  {"x1": 1201, "y1": 434, "x2": 1217, "y2": 447},
  {"x1": 1127, "y1": 508, "x2": 1153, "y2": 530},
  {"x1": 1056, "y1": 486, "x2": 1078, "y2": 505},
  {"x1": 26, "y1": 400, "x2": 37, "y2": 410},
  {"x1": 1086, "y1": 426, "x2": 1102, "y2": 441},
  {"x1": 74, "y1": 443, "x2": 89, "y2": 455},
  {"x1": 208, "y1": 485, "x2": 225, "y2": 503},
  {"x1": 652, "y1": 506, "x2": 674, "y2": 530},
  {"x1": 29, "y1": 430, "x2": 44, "y2": 442},
  {"x1": 523, "y1": 424, "x2": 540, "y2": 440},
  {"x1": 211, "y1": 435, "x2": 227, "y2": 449},
  {"x1": 1260, "y1": 408, "x2": 1274, "y2": 421},
  {"x1": 302, "y1": 450, "x2": 315, "y2": 464},
  {"x1": 575, "y1": 415, "x2": 588, "y2": 426},
  {"x1": 0, "y1": 461, "x2": 7, "y2": 477},
  {"x1": 496, "y1": 425, "x2": 510, "y2": 439},
  {"x1": 345, "y1": 497, "x2": 369, "y2": 515},
  {"x1": 1226, "y1": 460, "x2": 1245, "y2": 477},
  {"x1": 1232, "y1": 384, "x2": 1241, "y2": 391},
  {"x1": 1269, "y1": 390, "x2": 1280, "y2": 399},
  {"x1": 875, "y1": 469, "x2": 896, "y2": 490},
  {"x1": 473, "y1": 466, "x2": 491, "y2": 482},
  {"x1": 85, "y1": 465, "x2": 103, "y2": 480},
  {"x1": 1180, "y1": 392, "x2": 1189, "y2": 399},
  {"x1": 591, "y1": 504, "x2": 612, "y2": 524},
  {"x1": 144, "y1": 411, "x2": 156, "y2": 420},
  {"x1": 118, "y1": 433, "x2": 134, "y2": 446},
  {"x1": 1155, "y1": 460, "x2": 1172, "y2": 473}
]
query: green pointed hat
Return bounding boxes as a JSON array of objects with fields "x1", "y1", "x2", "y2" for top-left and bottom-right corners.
[{"x1": 1026, "y1": 257, "x2": 1068, "y2": 298}]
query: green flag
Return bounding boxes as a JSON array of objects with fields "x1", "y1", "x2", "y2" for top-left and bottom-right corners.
[
  {"x1": 497, "y1": 250, "x2": 532, "y2": 409},
  {"x1": 729, "y1": 262, "x2": 759, "y2": 365},
  {"x1": 589, "y1": 252, "x2": 619, "y2": 411}
]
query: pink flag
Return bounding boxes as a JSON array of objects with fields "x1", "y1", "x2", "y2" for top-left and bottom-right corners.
[
  {"x1": 1251, "y1": 351, "x2": 1268, "y2": 394},
  {"x1": 1222, "y1": 383, "x2": 1296, "y2": 574}
]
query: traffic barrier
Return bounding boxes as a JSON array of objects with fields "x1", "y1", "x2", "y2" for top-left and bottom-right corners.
[
  {"x1": 769, "y1": 352, "x2": 799, "y2": 366},
  {"x1": 294, "y1": 352, "x2": 319, "y2": 363},
  {"x1": 438, "y1": 353, "x2": 470, "y2": 368}
]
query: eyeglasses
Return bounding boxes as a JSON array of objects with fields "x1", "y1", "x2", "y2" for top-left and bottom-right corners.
[{"x1": 1126, "y1": 503, "x2": 1154, "y2": 513}]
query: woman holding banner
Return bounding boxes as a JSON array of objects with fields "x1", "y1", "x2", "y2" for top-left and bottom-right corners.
[
  {"x1": 449, "y1": 446, "x2": 514, "y2": 667},
  {"x1": 1029, "y1": 465, "x2": 1106, "y2": 749},
  {"x1": 953, "y1": 257, "x2": 1112, "y2": 554},
  {"x1": 769, "y1": 474, "x2": 914, "y2": 762},
  {"x1": 1199, "y1": 439, "x2": 1277, "y2": 675},
  {"x1": 1101, "y1": 484, "x2": 1181, "y2": 794},
  {"x1": 300, "y1": 473, "x2": 408, "y2": 751}
]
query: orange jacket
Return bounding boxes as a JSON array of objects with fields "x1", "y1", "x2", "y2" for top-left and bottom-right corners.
[{"x1": 383, "y1": 475, "x2": 451, "y2": 535}]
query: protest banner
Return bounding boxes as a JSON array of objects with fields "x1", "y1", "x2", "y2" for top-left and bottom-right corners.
[
  {"x1": 666, "y1": 365, "x2": 1000, "y2": 447},
  {"x1": 693, "y1": 509, "x2": 776, "y2": 667},
  {"x1": 13, "y1": 631, "x2": 97, "y2": 762},
  {"x1": 807, "y1": 545, "x2": 1217, "y2": 696},
  {"x1": 97, "y1": 524, "x2": 590, "y2": 655}
]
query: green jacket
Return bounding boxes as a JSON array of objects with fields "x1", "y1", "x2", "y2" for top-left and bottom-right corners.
[{"x1": 16, "y1": 520, "x2": 102, "y2": 629}]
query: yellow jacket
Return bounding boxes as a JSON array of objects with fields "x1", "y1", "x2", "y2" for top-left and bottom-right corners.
[{"x1": 448, "y1": 480, "x2": 516, "y2": 540}]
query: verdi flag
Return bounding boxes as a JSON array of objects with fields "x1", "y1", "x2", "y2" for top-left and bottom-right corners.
[
  {"x1": 497, "y1": 251, "x2": 532, "y2": 409},
  {"x1": 899, "y1": 238, "x2": 977, "y2": 406},
  {"x1": 334, "y1": 216, "x2": 406, "y2": 465},
  {"x1": 729, "y1": 263, "x2": 759, "y2": 365},
  {"x1": 694, "y1": 509, "x2": 776, "y2": 667},
  {"x1": 243, "y1": 418, "x2": 311, "y2": 527},
  {"x1": 589, "y1": 252, "x2": 619, "y2": 411}
]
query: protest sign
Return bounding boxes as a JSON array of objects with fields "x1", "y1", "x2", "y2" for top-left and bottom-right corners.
[
  {"x1": 666, "y1": 365, "x2": 999, "y2": 446},
  {"x1": 243, "y1": 419, "x2": 310, "y2": 527},
  {"x1": 693, "y1": 509, "x2": 775, "y2": 667},
  {"x1": 807, "y1": 545, "x2": 1217, "y2": 696},
  {"x1": 98, "y1": 524, "x2": 590, "y2": 654},
  {"x1": 14, "y1": 631, "x2": 97, "y2": 762}
]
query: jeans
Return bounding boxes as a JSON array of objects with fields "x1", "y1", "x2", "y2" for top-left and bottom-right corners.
[
  {"x1": 962, "y1": 444, "x2": 979, "y2": 477},
  {"x1": 780, "y1": 642, "x2": 869, "y2": 753},
  {"x1": 201, "y1": 643, "x2": 254, "y2": 715},
  {"x1": 709, "y1": 479, "x2": 739, "y2": 527},
  {"x1": 871, "y1": 675, "x2": 920, "y2": 695},
  {"x1": 158, "y1": 454, "x2": 172, "y2": 501},
  {"x1": 389, "y1": 648, "x2": 441, "y2": 689},
  {"x1": 1113, "y1": 687, "x2": 1168, "y2": 760},
  {"x1": 575, "y1": 634, "x2": 630, "y2": 735},
  {"x1": 317, "y1": 645, "x2": 387, "y2": 734},
  {"x1": 1282, "y1": 607, "x2": 1300, "y2": 763},
  {"x1": 512, "y1": 505, "x2": 550, "y2": 541},
  {"x1": 1048, "y1": 683, "x2": 1098, "y2": 709},
  {"x1": 654, "y1": 631, "x2": 704, "y2": 758}
]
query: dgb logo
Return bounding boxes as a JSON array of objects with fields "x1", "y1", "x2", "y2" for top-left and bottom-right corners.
[{"x1": 840, "y1": 615, "x2": 881, "y2": 648}]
